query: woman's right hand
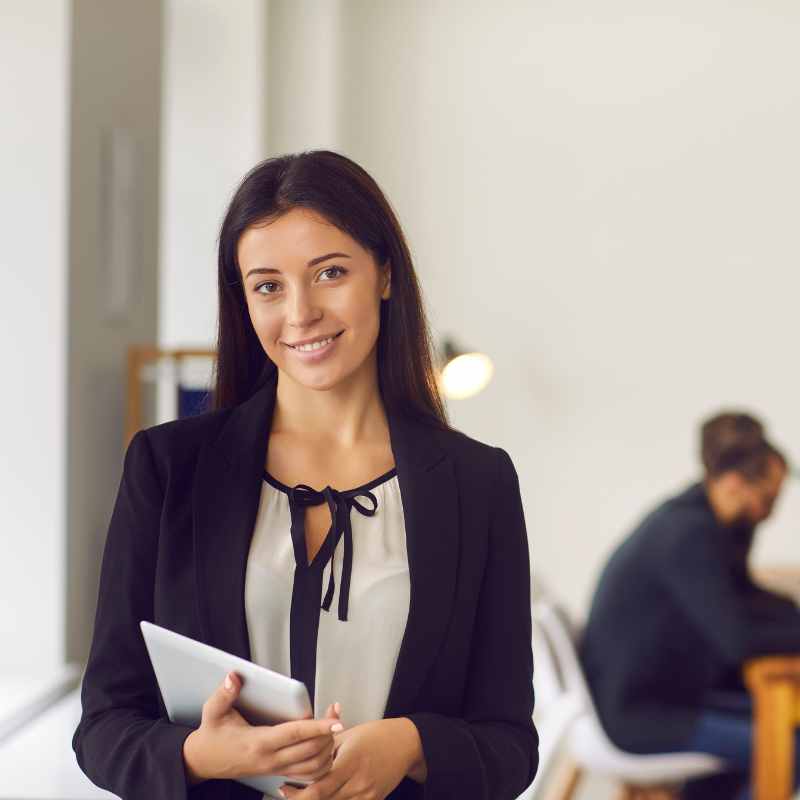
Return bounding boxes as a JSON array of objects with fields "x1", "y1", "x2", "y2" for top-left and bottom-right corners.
[{"x1": 183, "y1": 671, "x2": 343, "y2": 786}]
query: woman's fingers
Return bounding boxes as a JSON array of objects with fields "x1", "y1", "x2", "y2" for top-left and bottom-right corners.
[
  {"x1": 247, "y1": 719, "x2": 340, "y2": 773},
  {"x1": 201, "y1": 671, "x2": 242, "y2": 724},
  {"x1": 271, "y1": 718, "x2": 343, "y2": 747},
  {"x1": 262, "y1": 732, "x2": 335, "y2": 775},
  {"x1": 290, "y1": 704, "x2": 342, "y2": 778},
  {"x1": 283, "y1": 742, "x2": 334, "y2": 780},
  {"x1": 282, "y1": 747, "x2": 336, "y2": 783}
]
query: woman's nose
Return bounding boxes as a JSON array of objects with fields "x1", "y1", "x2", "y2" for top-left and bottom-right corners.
[{"x1": 286, "y1": 286, "x2": 322, "y2": 328}]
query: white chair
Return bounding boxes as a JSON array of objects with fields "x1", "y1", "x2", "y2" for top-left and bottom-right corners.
[
  {"x1": 520, "y1": 693, "x2": 583, "y2": 800},
  {"x1": 532, "y1": 601, "x2": 726, "y2": 799},
  {"x1": 515, "y1": 614, "x2": 584, "y2": 800}
]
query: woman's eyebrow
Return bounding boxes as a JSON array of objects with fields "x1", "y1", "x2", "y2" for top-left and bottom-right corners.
[{"x1": 245, "y1": 252, "x2": 351, "y2": 279}]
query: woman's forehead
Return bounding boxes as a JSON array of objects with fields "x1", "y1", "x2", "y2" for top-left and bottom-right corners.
[{"x1": 238, "y1": 209, "x2": 364, "y2": 266}]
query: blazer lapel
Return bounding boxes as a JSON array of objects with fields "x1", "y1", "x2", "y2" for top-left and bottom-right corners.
[
  {"x1": 192, "y1": 373, "x2": 461, "y2": 716},
  {"x1": 193, "y1": 375, "x2": 278, "y2": 660},
  {"x1": 383, "y1": 410, "x2": 460, "y2": 717}
]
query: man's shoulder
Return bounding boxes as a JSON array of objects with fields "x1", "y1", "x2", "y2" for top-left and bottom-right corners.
[
  {"x1": 656, "y1": 483, "x2": 714, "y2": 530},
  {"x1": 632, "y1": 483, "x2": 716, "y2": 555}
]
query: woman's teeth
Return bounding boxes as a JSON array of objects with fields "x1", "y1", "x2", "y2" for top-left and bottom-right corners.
[{"x1": 294, "y1": 336, "x2": 335, "y2": 352}]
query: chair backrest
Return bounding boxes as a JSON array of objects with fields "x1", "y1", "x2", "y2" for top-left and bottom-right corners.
[
  {"x1": 532, "y1": 601, "x2": 627, "y2": 770},
  {"x1": 519, "y1": 691, "x2": 583, "y2": 800},
  {"x1": 532, "y1": 601, "x2": 594, "y2": 708},
  {"x1": 531, "y1": 611, "x2": 564, "y2": 715},
  {"x1": 522, "y1": 606, "x2": 585, "y2": 800}
]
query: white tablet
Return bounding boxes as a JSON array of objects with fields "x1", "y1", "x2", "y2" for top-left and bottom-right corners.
[{"x1": 140, "y1": 621, "x2": 314, "y2": 797}]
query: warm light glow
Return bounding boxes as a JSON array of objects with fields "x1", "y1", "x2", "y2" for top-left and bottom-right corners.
[{"x1": 440, "y1": 352, "x2": 494, "y2": 399}]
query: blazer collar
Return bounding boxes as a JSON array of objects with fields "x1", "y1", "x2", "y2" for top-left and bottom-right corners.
[{"x1": 192, "y1": 372, "x2": 459, "y2": 716}]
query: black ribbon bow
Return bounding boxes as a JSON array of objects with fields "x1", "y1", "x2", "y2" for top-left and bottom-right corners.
[{"x1": 287, "y1": 483, "x2": 379, "y2": 622}]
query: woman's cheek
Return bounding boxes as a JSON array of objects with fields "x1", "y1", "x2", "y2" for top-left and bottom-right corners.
[{"x1": 249, "y1": 306, "x2": 282, "y2": 358}]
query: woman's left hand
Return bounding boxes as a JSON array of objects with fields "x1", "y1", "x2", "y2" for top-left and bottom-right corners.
[{"x1": 281, "y1": 717, "x2": 423, "y2": 800}]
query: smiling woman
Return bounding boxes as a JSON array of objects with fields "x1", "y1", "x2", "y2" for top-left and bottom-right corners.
[
  {"x1": 235, "y1": 207, "x2": 391, "y2": 395},
  {"x1": 213, "y1": 151, "x2": 447, "y2": 425},
  {"x1": 72, "y1": 150, "x2": 538, "y2": 800}
]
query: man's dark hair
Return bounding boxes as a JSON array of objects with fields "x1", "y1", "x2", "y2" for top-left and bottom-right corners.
[{"x1": 701, "y1": 411, "x2": 786, "y2": 481}]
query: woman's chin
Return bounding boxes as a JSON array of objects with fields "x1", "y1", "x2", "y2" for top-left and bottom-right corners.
[{"x1": 281, "y1": 364, "x2": 348, "y2": 393}]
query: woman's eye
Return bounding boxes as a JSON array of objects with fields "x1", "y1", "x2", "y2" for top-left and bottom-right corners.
[
  {"x1": 319, "y1": 266, "x2": 347, "y2": 281},
  {"x1": 254, "y1": 267, "x2": 345, "y2": 295}
]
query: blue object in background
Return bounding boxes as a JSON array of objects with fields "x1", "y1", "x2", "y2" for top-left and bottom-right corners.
[{"x1": 177, "y1": 386, "x2": 213, "y2": 419}]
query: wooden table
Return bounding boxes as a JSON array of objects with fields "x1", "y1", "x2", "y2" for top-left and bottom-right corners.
[
  {"x1": 742, "y1": 569, "x2": 800, "y2": 800},
  {"x1": 744, "y1": 655, "x2": 800, "y2": 800}
]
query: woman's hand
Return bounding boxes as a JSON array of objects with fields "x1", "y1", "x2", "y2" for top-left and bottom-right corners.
[
  {"x1": 182, "y1": 671, "x2": 344, "y2": 786},
  {"x1": 280, "y1": 717, "x2": 425, "y2": 800}
]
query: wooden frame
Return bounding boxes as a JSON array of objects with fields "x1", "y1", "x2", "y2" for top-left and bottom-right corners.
[{"x1": 125, "y1": 345, "x2": 216, "y2": 448}]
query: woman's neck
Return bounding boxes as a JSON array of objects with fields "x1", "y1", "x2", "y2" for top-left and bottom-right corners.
[{"x1": 271, "y1": 366, "x2": 389, "y2": 448}]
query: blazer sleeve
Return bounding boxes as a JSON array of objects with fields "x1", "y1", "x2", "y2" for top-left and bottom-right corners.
[
  {"x1": 72, "y1": 429, "x2": 196, "y2": 800},
  {"x1": 407, "y1": 447, "x2": 539, "y2": 800}
]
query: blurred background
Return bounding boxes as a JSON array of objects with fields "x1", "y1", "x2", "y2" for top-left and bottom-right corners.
[{"x1": 1, "y1": 1, "x2": 799, "y2": 797}]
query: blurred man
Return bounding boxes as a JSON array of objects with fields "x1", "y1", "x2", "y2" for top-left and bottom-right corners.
[{"x1": 580, "y1": 412, "x2": 800, "y2": 798}]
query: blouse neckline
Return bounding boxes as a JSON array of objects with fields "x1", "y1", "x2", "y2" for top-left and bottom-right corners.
[
  {"x1": 260, "y1": 464, "x2": 400, "y2": 623},
  {"x1": 262, "y1": 466, "x2": 398, "y2": 495}
]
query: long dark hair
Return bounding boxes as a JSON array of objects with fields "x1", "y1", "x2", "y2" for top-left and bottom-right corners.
[{"x1": 211, "y1": 150, "x2": 449, "y2": 428}]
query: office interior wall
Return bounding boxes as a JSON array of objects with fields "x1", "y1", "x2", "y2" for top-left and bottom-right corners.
[
  {"x1": 266, "y1": 0, "x2": 343, "y2": 155},
  {"x1": 0, "y1": 0, "x2": 70, "y2": 670},
  {"x1": 65, "y1": 0, "x2": 163, "y2": 665},
  {"x1": 158, "y1": 0, "x2": 267, "y2": 357}
]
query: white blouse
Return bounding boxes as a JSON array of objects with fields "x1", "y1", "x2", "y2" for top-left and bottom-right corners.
[{"x1": 244, "y1": 466, "x2": 410, "y2": 731}]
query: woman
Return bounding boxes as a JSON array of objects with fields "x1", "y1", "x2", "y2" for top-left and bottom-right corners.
[{"x1": 72, "y1": 150, "x2": 537, "y2": 800}]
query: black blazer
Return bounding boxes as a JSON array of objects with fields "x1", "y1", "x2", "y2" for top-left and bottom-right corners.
[{"x1": 72, "y1": 374, "x2": 538, "y2": 800}]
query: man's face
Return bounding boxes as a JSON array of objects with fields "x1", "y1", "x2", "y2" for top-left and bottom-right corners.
[{"x1": 737, "y1": 456, "x2": 787, "y2": 524}]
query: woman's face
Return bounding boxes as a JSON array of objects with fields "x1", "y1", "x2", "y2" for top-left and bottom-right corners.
[{"x1": 237, "y1": 207, "x2": 391, "y2": 392}]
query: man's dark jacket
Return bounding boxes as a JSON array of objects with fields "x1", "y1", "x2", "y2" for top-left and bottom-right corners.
[
  {"x1": 580, "y1": 482, "x2": 800, "y2": 753},
  {"x1": 72, "y1": 373, "x2": 538, "y2": 800}
]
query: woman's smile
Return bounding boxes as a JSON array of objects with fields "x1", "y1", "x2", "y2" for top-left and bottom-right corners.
[{"x1": 283, "y1": 330, "x2": 345, "y2": 363}]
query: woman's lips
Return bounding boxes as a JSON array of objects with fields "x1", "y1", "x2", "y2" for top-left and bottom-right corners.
[{"x1": 284, "y1": 331, "x2": 343, "y2": 363}]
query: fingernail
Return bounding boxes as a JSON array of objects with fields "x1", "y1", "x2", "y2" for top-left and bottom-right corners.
[
  {"x1": 334, "y1": 701, "x2": 341, "y2": 715},
  {"x1": 224, "y1": 673, "x2": 233, "y2": 691},
  {"x1": 331, "y1": 722, "x2": 344, "y2": 732},
  {"x1": 278, "y1": 789, "x2": 287, "y2": 799}
]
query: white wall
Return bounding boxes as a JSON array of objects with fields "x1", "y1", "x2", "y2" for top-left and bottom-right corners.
[
  {"x1": 266, "y1": 0, "x2": 343, "y2": 155},
  {"x1": 0, "y1": 0, "x2": 70, "y2": 669},
  {"x1": 159, "y1": 0, "x2": 267, "y2": 349},
  {"x1": 337, "y1": 0, "x2": 800, "y2": 618}
]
